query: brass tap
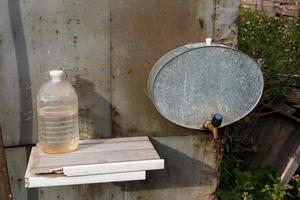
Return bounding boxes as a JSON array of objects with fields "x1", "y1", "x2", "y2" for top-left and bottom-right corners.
[{"x1": 203, "y1": 113, "x2": 223, "y2": 139}]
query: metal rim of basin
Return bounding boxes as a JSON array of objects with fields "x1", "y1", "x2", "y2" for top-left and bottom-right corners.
[{"x1": 148, "y1": 42, "x2": 264, "y2": 130}]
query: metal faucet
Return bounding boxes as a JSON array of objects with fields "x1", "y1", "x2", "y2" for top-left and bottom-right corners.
[{"x1": 203, "y1": 113, "x2": 223, "y2": 139}]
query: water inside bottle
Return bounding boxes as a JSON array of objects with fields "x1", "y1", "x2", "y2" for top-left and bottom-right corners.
[{"x1": 38, "y1": 105, "x2": 79, "y2": 154}]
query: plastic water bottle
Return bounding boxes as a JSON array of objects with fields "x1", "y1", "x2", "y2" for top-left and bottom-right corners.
[{"x1": 37, "y1": 70, "x2": 79, "y2": 154}]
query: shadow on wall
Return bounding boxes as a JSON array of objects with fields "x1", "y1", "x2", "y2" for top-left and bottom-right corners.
[
  {"x1": 74, "y1": 76, "x2": 111, "y2": 139},
  {"x1": 115, "y1": 137, "x2": 217, "y2": 191},
  {"x1": 8, "y1": 0, "x2": 33, "y2": 145}
]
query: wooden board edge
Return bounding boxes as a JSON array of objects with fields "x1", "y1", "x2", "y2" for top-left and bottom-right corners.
[
  {"x1": 62, "y1": 159, "x2": 164, "y2": 176},
  {"x1": 79, "y1": 136, "x2": 149, "y2": 145},
  {"x1": 25, "y1": 171, "x2": 146, "y2": 188}
]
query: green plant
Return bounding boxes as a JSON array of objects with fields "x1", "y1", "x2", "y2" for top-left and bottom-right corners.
[
  {"x1": 238, "y1": 9, "x2": 300, "y2": 102},
  {"x1": 217, "y1": 161, "x2": 287, "y2": 199},
  {"x1": 217, "y1": 9, "x2": 300, "y2": 200},
  {"x1": 286, "y1": 175, "x2": 300, "y2": 199},
  {"x1": 218, "y1": 9, "x2": 300, "y2": 200},
  {"x1": 262, "y1": 181, "x2": 293, "y2": 200},
  {"x1": 217, "y1": 121, "x2": 293, "y2": 200}
]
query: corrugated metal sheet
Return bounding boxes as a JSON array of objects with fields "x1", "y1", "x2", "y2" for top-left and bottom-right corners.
[{"x1": 6, "y1": 135, "x2": 222, "y2": 200}]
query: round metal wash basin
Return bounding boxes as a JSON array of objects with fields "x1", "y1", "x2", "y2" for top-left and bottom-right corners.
[{"x1": 148, "y1": 41, "x2": 264, "y2": 130}]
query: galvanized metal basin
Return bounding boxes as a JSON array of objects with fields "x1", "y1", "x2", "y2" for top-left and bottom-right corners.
[{"x1": 148, "y1": 42, "x2": 264, "y2": 129}]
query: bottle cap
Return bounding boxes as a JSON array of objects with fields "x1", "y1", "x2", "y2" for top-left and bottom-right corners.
[{"x1": 49, "y1": 70, "x2": 63, "y2": 77}]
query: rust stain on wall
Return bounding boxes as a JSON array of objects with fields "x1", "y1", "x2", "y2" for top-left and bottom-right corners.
[{"x1": 0, "y1": 127, "x2": 12, "y2": 200}]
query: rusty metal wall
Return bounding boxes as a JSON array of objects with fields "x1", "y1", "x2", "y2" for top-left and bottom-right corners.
[{"x1": 0, "y1": 0, "x2": 240, "y2": 199}]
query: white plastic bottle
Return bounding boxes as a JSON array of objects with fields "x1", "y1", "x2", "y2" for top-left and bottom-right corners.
[{"x1": 37, "y1": 70, "x2": 79, "y2": 154}]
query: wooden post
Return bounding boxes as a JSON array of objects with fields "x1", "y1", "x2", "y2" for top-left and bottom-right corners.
[{"x1": 281, "y1": 144, "x2": 300, "y2": 184}]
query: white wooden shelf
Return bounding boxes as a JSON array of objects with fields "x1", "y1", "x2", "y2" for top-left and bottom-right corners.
[{"x1": 25, "y1": 137, "x2": 164, "y2": 188}]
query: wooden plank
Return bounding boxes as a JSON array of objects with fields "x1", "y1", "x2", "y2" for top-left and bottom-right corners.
[
  {"x1": 26, "y1": 171, "x2": 146, "y2": 188},
  {"x1": 294, "y1": 105, "x2": 300, "y2": 110},
  {"x1": 277, "y1": 103, "x2": 297, "y2": 115},
  {"x1": 31, "y1": 137, "x2": 162, "y2": 174},
  {"x1": 7, "y1": 135, "x2": 221, "y2": 200},
  {"x1": 78, "y1": 136, "x2": 149, "y2": 145},
  {"x1": 281, "y1": 144, "x2": 300, "y2": 184},
  {"x1": 25, "y1": 151, "x2": 146, "y2": 188},
  {"x1": 261, "y1": 103, "x2": 300, "y2": 123},
  {"x1": 242, "y1": 113, "x2": 300, "y2": 174},
  {"x1": 291, "y1": 75, "x2": 300, "y2": 87},
  {"x1": 32, "y1": 148, "x2": 159, "y2": 172},
  {"x1": 286, "y1": 89, "x2": 300, "y2": 105},
  {"x1": 35, "y1": 141, "x2": 154, "y2": 156},
  {"x1": 62, "y1": 159, "x2": 164, "y2": 176}
]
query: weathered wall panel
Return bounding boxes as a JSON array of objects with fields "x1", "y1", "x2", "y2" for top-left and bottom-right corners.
[
  {"x1": 5, "y1": 135, "x2": 221, "y2": 200},
  {"x1": 0, "y1": 0, "x2": 22, "y2": 146},
  {"x1": 0, "y1": 0, "x2": 239, "y2": 199},
  {"x1": 0, "y1": 0, "x2": 111, "y2": 146},
  {"x1": 121, "y1": 135, "x2": 221, "y2": 200},
  {"x1": 0, "y1": 0, "x2": 239, "y2": 142},
  {"x1": 0, "y1": 127, "x2": 12, "y2": 200},
  {"x1": 111, "y1": 0, "x2": 239, "y2": 137},
  {"x1": 215, "y1": 0, "x2": 241, "y2": 46},
  {"x1": 5, "y1": 147, "x2": 29, "y2": 200},
  {"x1": 111, "y1": 0, "x2": 212, "y2": 137}
]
